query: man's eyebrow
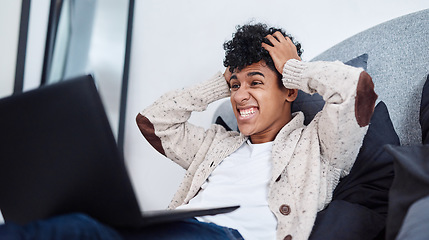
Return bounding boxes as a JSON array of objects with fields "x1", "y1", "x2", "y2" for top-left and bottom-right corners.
[
  {"x1": 229, "y1": 71, "x2": 264, "y2": 81},
  {"x1": 247, "y1": 72, "x2": 265, "y2": 77}
]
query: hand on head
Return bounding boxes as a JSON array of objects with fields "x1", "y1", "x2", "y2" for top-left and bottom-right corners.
[
  {"x1": 262, "y1": 31, "x2": 301, "y2": 74},
  {"x1": 223, "y1": 66, "x2": 232, "y2": 85}
]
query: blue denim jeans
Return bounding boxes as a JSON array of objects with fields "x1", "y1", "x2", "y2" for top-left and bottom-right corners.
[
  {"x1": 0, "y1": 213, "x2": 122, "y2": 240},
  {"x1": 120, "y1": 217, "x2": 244, "y2": 240},
  {"x1": 0, "y1": 213, "x2": 244, "y2": 240}
]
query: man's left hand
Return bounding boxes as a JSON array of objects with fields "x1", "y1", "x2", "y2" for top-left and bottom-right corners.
[{"x1": 262, "y1": 31, "x2": 301, "y2": 74}]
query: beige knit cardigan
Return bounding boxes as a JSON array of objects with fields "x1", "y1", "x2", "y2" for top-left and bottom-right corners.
[{"x1": 137, "y1": 59, "x2": 377, "y2": 240}]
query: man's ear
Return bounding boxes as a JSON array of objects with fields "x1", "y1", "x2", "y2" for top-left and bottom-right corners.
[{"x1": 285, "y1": 88, "x2": 298, "y2": 102}]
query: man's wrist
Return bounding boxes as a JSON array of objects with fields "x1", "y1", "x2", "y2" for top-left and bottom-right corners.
[{"x1": 282, "y1": 59, "x2": 307, "y2": 90}]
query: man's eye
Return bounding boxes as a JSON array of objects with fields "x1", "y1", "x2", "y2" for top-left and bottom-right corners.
[
  {"x1": 230, "y1": 84, "x2": 240, "y2": 90},
  {"x1": 251, "y1": 81, "x2": 262, "y2": 86}
]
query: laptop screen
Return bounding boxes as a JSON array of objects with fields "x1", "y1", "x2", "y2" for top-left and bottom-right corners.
[{"x1": 0, "y1": 75, "x2": 143, "y2": 227}]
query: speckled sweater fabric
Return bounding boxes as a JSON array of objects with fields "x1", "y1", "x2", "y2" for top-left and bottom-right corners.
[{"x1": 138, "y1": 59, "x2": 371, "y2": 240}]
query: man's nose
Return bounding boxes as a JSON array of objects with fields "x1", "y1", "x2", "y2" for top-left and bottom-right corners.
[{"x1": 233, "y1": 86, "x2": 250, "y2": 102}]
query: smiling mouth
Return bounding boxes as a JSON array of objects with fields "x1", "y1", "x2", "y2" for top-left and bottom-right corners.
[{"x1": 239, "y1": 107, "x2": 257, "y2": 118}]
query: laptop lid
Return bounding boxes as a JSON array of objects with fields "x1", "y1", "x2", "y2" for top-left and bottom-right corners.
[
  {"x1": 0, "y1": 75, "x2": 145, "y2": 227},
  {"x1": 0, "y1": 75, "x2": 238, "y2": 228}
]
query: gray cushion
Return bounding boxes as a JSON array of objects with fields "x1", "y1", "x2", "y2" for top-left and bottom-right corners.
[
  {"x1": 293, "y1": 53, "x2": 368, "y2": 125},
  {"x1": 310, "y1": 101, "x2": 399, "y2": 240}
]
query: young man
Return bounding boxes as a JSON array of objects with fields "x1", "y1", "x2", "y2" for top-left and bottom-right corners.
[{"x1": 136, "y1": 23, "x2": 377, "y2": 239}]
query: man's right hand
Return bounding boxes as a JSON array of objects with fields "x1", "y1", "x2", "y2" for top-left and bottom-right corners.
[{"x1": 223, "y1": 66, "x2": 232, "y2": 86}]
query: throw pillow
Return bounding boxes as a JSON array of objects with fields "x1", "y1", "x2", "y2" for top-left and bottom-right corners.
[
  {"x1": 292, "y1": 53, "x2": 368, "y2": 125},
  {"x1": 420, "y1": 74, "x2": 429, "y2": 144},
  {"x1": 311, "y1": 101, "x2": 399, "y2": 240},
  {"x1": 333, "y1": 101, "x2": 399, "y2": 215}
]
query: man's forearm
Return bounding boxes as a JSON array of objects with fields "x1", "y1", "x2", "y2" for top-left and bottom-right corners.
[{"x1": 136, "y1": 72, "x2": 230, "y2": 168}]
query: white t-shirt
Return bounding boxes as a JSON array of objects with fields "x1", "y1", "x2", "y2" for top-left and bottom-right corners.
[{"x1": 177, "y1": 140, "x2": 277, "y2": 240}]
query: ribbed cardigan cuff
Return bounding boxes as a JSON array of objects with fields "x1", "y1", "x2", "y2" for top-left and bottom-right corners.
[{"x1": 282, "y1": 59, "x2": 308, "y2": 91}]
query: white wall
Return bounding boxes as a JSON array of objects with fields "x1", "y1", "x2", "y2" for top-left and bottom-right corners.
[
  {"x1": 124, "y1": 0, "x2": 429, "y2": 211},
  {"x1": 88, "y1": 0, "x2": 129, "y2": 139},
  {"x1": 0, "y1": 1, "x2": 22, "y2": 98},
  {"x1": 22, "y1": 0, "x2": 50, "y2": 91}
]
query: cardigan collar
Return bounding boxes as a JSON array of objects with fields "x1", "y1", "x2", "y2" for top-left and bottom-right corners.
[{"x1": 270, "y1": 112, "x2": 306, "y2": 183}]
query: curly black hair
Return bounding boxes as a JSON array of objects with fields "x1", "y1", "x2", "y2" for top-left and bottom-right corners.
[{"x1": 223, "y1": 23, "x2": 303, "y2": 77}]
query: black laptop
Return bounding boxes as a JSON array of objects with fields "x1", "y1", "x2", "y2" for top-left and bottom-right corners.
[{"x1": 0, "y1": 75, "x2": 238, "y2": 228}]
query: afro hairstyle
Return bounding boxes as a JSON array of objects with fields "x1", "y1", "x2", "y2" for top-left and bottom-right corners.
[{"x1": 223, "y1": 23, "x2": 303, "y2": 78}]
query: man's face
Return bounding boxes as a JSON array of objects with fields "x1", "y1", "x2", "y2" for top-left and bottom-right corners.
[{"x1": 228, "y1": 61, "x2": 295, "y2": 143}]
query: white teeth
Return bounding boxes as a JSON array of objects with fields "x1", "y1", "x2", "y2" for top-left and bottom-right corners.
[{"x1": 239, "y1": 108, "x2": 256, "y2": 117}]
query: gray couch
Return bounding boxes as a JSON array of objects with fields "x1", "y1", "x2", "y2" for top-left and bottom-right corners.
[{"x1": 212, "y1": 9, "x2": 429, "y2": 239}]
